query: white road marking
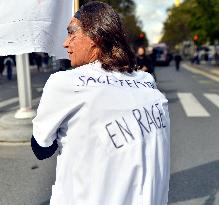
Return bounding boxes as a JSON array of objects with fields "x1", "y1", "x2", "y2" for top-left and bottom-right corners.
[
  {"x1": 12, "y1": 97, "x2": 41, "y2": 110},
  {"x1": 0, "y1": 96, "x2": 41, "y2": 110},
  {"x1": 0, "y1": 97, "x2": 18, "y2": 109},
  {"x1": 177, "y1": 93, "x2": 210, "y2": 117},
  {"x1": 204, "y1": 93, "x2": 219, "y2": 108}
]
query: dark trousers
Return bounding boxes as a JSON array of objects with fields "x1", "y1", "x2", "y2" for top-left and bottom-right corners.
[
  {"x1": 175, "y1": 61, "x2": 180, "y2": 71},
  {"x1": 7, "y1": 66, "x2": 12, "y2": 80}
]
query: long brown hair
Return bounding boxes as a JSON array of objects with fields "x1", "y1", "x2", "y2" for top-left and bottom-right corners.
[{"x1": 76, "y1": 1, "x2": 136, "y2": 73}]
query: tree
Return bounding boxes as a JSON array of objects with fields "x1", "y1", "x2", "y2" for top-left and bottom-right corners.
[
  {"x1": 161, "y1": 0, "x2": 193, "y2": 49},
  {"x1": 190, "y1": 0, "x2": 219, "y2": 43},
  {"x1": 79, "y1": 0, "x2": 148, "y2": 47},
  {"x1": 161, "y1": 0, "x2": 219, "y2": 49}
]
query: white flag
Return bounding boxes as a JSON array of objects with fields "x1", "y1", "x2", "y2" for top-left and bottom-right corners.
[{"x1": 0, "y1": 0, "x2": 73, "y2": 59}]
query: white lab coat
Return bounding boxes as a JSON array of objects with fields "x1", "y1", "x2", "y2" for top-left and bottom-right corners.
[{"x1": 32, "y1": 61, "x2": 170, "y2": 205}]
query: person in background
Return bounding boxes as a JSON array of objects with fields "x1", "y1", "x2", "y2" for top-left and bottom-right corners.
[
  {"x1": 3, "y1": 55, "x2": 14, "y2": 80},
  {"x1": 136, "y1": 46, "x2": 156, "y2": 81},
  {"x1": 192, "y1": 48, "x2": 200, "y2": 64},
  {"x1": 42, "y1": 53, "x2": 49, "y2": 72},
  {"x1": 34, "y1": 52, "x2": 42, "y2": 71},
  {"x1": 0, "y1": 56, "x2": 4, "y2": 77},
  {"x1": 31, "y1": 2, "x2": 170, "y2": 205},
  {"x1": 58, "y1": 59, "x2": 71, "y2": 71},
  {"x1": 151, "y1": 47, "x2": 157, "y2": 70},
  {"x1": 204, "y1": 49, "x2": 209, "y2": 63},
  {"x1": 215, "y1": 51, "x2": 219, "y2": 65},
  {"x1": 174, "y1": 53, "x2": 182, "y2": 71}
]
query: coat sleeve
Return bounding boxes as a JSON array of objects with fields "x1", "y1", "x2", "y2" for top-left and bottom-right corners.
[
  {"x1": 32, "y1": 73, "x2": 73, "y2": 147},
  {"x1": 31, "y1": 135, "x2": 58, "y2": 160}
]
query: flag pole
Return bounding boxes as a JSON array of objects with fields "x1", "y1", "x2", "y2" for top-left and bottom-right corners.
[
  {"x1": 15, "y1": 54, "x2": 35, "y2": 119},
  {"x1": 74, "y1": 0, "x2": 79, "y2": 12}
]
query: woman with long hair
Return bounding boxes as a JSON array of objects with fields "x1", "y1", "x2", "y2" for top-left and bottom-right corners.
[{"x1": 32, "y1": 2, "x2": 170, "y2": 205}]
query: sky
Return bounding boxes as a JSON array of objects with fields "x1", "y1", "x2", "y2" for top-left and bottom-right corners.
[{"x1": 134, "y1": 0, "x2": 175, "y2": 45}]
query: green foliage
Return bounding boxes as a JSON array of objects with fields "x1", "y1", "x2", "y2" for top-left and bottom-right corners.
[
  {"x1": 161, "y1": 1, "x2": 192, "y2": 49},
  {"x1": 79, "y1": 0, "x2": 148, "y2": 47},
  {"x1": 161, "y1": 0, "x2": 219, "y2": 49},
  {"x1": 122, "y1": 13, "x2": 148, "y2": 47},
  {"x1": 194, "y1": 0, "x2": 219, "y2": 43}
]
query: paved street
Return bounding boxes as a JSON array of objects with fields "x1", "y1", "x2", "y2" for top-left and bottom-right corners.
[
  {"x1": 0, "y1": 63, "x2": 219, "y2": 204},
  {"x1": 157, "y1": 63, "x2": 219, "y2": 205},
  {"x1": 0, "y1": 68, "x2": 53, "y2": 112},
  {"x1": 0, "y1": 145, "x2": 56, "y2": 205},
  {"x1": 0, "y1": 69, "x2": 57, "y2": 205}
]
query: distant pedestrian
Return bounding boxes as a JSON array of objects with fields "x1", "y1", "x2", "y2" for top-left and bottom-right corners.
[
  {"x1": 29, "y1": 53, "x2": 35, "y2": 66},
  {"x1": 204, "y1": 51, "x2": 209, "y2": 63},
  {"x1": 192, "y1": 50, "x2": 200, "y2": 64},
  {"x1": 215, "y1": 52, "x2": 219, "y2": 65},
  {"x1": 35, "y1": 53, "x2": 42, "y2": 71},
  {"x1": 42, "y1": 53, "x2": 49, "y2": 72},
  {"x1": 136, "y1": 46, "x2": 156, "y2": 80},
  {"x1": 58, "y1": 59, "x2": 71, "y2": 71},
  {"x1": 151, "y1": 47, "x2": 157, "y2": 68},
  {"x1": 3, "y1": 56, "x2": 14, "y2": 80},
  {"x1": 174, "y1": 53, "x2": 182, "y2": 71},
  {"x1": 0, "y1": 56, "x2": 4, "y2": 77}
]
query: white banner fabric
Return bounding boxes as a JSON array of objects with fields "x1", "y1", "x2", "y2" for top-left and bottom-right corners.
[{"x1": 0, "y1": 0, "x2": 73, "y2": 59}]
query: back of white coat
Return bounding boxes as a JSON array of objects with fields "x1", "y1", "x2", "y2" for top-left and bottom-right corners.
[
  {"x1": 33, "y1": 62, "x2": 170, "y2": 205},
  {"x1": 50, "y1": 86, "x2": 170, "y2": 205}
]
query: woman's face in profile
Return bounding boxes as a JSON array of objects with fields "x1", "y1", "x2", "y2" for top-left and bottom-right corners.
[{"x1": 63, "y1": 18, "x2": 98, "y2": 67}]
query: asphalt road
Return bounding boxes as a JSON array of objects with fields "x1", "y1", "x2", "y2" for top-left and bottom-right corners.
[
  {"x1": 0, "y1": 145, "x2": 57, "y2": 205},
  {"x1": 157, "y1": 63, "x2": 219, "y2": 205},
  {"x1": 0, "y1": 63, "x2": 218, "y2": 205}
]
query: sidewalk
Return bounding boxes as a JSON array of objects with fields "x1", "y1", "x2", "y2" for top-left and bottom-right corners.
[
  {"x1": 183, "y1": 61, "x2": 219, "y2": 77},
  {"x1": 0, "y1": 66, "x2": 56, "y2": 143},
  {"x1": 182, "y1": 61, "x2": 219, "y2": 83}
]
